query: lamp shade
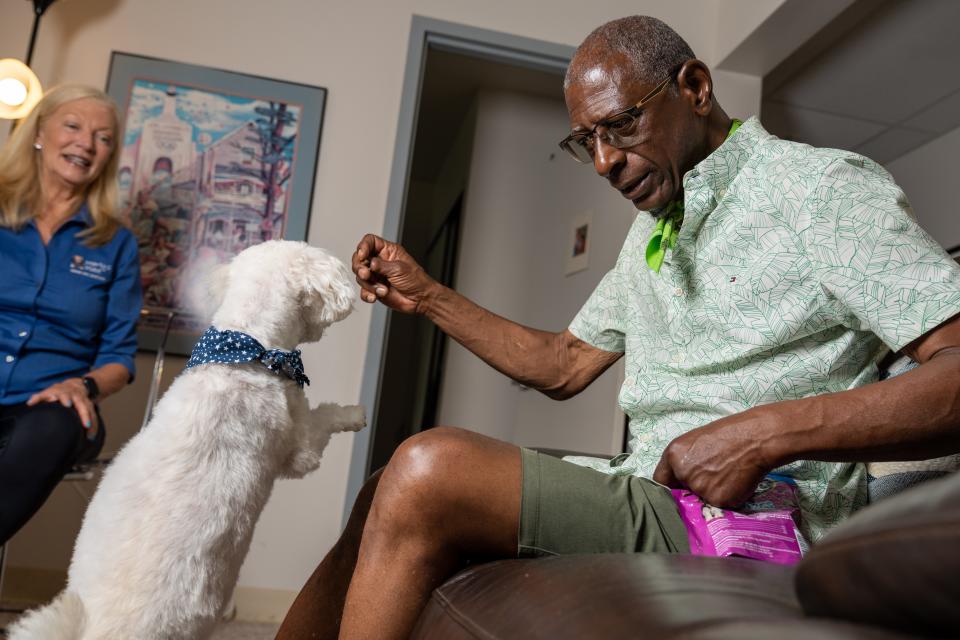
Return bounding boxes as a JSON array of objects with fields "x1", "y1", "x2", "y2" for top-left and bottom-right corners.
[{"x1": 0, "y1": 58, "x2": 42, "y2": 120}]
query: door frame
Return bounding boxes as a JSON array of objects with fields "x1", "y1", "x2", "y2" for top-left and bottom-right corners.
[{"x1": 344, "y1": 15, "x2": 574, "y2": 524}]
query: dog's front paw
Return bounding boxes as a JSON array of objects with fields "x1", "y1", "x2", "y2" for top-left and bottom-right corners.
[
  {"x1": 309, "y1": 403, "x2": 366, "y2": 433},
  {"x1": 338, "y1": 404, "x2": 366, "y2": 432}
]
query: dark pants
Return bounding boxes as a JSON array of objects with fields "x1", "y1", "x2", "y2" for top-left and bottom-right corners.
[{"x1": 0, "y1": 402, "x2": 105, "y2": 545}]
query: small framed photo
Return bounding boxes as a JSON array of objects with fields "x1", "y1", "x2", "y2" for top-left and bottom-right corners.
[
  {"x1": 105, "y1": 52, "x2": 327, "y2": 354},
  {"x1": 565, "y1": 211, "x2": 592, "y2": 275}
]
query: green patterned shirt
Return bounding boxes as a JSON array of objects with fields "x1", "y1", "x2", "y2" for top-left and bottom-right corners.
[{"x1": 567, "y1": 117, "x2": 960, "y2": 543}]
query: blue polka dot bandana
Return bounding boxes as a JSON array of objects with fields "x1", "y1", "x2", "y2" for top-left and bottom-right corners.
[{"x1": 186, "y1": 326, "x2": 310, "y2": 388}]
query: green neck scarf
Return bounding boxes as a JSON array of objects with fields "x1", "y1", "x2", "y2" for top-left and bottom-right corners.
[{"x1": 645, "y1": 118, "x2": 742, "y2": 273}]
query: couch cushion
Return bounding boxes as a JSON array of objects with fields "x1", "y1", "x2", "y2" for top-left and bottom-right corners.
[
  {"x1": 411, "y1": 554, "x2": 801, "y2": 639},
  {"x1": 867, "y1": 456, "x2": 960, "y2": 503},
  {"x1": 796, "y1": 471, "x2": 960, "y2": 637}
]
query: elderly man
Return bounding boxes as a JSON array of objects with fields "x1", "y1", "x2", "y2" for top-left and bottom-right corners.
[{"x1": 276, "y1": 15, "x2": 960, "y2": 640}]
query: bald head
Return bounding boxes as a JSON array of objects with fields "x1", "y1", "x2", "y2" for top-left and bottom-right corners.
[{"x1": 565, "y1": 16, "x2": 695, "y2": 91}]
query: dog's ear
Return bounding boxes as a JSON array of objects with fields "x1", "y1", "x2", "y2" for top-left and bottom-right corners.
[
  {"x1": 186, "y1": 260, "x2": 231, "y2": 321},
  {"x1": 301, "y1": 249, "x2": 355, "y2": 327}
]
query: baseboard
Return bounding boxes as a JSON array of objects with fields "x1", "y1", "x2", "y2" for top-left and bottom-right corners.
[
  {"x1": 1, "y1": 566, "x2": 66, "y2": 606},
  {"x1": 232, "y1": 586, "x2": 298, "y2": 623}
]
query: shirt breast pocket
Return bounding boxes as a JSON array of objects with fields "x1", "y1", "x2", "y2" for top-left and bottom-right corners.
[
  {"x1": 690, "y1": 260, "x2": 769, "y2": 350},
  {"x1": 696, "y1": 246, "x2": 817, "y2": 352}
]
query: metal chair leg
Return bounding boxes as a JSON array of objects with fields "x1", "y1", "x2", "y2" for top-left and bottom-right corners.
[{"x1": 0, "y1": 541, "x2": 26, "y2": 614}]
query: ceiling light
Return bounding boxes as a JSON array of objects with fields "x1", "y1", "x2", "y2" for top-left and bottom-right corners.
[
  {"x1": 0, "y1": 77, "x2": 28, "y2": 107},
  {"x1": 0, "y1": 59, "x2": 42, "y2": 120}
]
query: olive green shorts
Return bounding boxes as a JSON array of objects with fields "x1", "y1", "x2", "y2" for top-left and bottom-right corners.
[{"x1": 518, "y1": 448, "x2": 690, "y2": 557}]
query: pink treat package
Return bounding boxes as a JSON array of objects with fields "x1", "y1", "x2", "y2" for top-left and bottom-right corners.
[{"x1": 671, "y1": 474, "x2": 807, "y2": 565}]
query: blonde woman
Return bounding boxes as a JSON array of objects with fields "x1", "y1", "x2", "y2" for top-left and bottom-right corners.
[{"x1": 0, "y1": 85, "x2": 142, "y2": 544}]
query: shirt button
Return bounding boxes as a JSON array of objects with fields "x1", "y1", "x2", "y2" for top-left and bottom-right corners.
[
  {"x1": 18, "y1": 330, "x2": 27, "y2": 337},
  {"x1": 674, "y1": 287, "x2": 685, "y2": 297},
  {"x1": 4, "y1": 355, "x2": 14, "y2": 363}
]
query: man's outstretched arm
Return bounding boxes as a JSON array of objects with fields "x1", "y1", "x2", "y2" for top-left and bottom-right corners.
[
  {"x1": 353, "y1": 234, "x2": 621, "y2": 399},
  {"x1": 655, "y1": 313, "x2": 960, "y2": 507}
]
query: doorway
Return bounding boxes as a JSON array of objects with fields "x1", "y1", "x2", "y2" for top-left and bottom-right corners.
[
  {"x1": 363, "y1": 35, "x2": 570, "y2": 473},
  {"x1": 345, "y1": 17, "x2": 573, "y2": 518}
]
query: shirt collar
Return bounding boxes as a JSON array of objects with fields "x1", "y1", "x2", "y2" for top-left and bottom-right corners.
[
  {"x1": 26, "y1": 202, "x2": 94, "y2": 231},
  {"x1": 70, "y1": 202, "x2": 95, "y2": 228},
  {"x1": 682, "y1": 116, "x2": 769, "y2": 197}
]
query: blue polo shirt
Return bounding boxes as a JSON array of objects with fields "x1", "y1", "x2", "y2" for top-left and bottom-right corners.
[{"x1": 0, "y1": 204, "x2": 142, "y2": 404}]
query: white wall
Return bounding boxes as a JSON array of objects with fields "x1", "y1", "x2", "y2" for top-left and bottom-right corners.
[
  {"x1": 711, "y1": 0, "x2": 789, "y2": 67},
  {"x1": 437, "y1": 90, "x2": 635, "y2": 454},
  {"x1": 886, "y1": 125, "x2": 960, "y2": 251},
  {"x1": 0, "y1": 0, "x2": 774, "y2": 615},
  {"x1": 712, "y1": 68, "x2": 762, "y2": 121}
]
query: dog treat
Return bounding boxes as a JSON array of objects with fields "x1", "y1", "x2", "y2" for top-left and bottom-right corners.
[{"x1": 671, "y1": 474, "x2": 806, "y2": 564}]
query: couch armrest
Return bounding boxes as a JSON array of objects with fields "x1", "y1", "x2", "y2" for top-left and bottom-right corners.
[
  {"x1": 796, "y1": 471, "x2": 960, "y2": 637},
  {"x1": 411, "y1": 554, "x2": 801, "y2": 640}
]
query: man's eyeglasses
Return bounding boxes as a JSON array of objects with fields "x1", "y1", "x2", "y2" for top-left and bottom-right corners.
[{"x1": 559, "y1": 65, "x2": 681, "y2": 164}]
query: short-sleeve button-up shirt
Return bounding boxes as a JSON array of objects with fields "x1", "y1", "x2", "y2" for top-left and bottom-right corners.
[
  {"x1": 0, "y1": 204, "x2": 142, "y2": 404},
  {"x1": 567, "y1": 117, "x2": 960, "y2": 543}
]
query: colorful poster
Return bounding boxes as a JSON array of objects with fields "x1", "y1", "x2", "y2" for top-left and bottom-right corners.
[{"x1": 107, "y1": 53, "x2": 326, "y2": 353}]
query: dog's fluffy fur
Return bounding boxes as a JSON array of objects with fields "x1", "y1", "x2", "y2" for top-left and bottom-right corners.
[{"x1": 9, "y1": 241, "x2": 365, "y2": 640}]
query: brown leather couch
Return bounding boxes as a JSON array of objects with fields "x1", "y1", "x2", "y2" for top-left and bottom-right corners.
[{"x1": 410, "y1": 467, "x2": 960, "y2": 639}]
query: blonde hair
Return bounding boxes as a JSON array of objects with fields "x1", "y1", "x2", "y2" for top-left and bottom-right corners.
[{"x1": 0, "y1": 84, "x2": 124, "y2": 246}]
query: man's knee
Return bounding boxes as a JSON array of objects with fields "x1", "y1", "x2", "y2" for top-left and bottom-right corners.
[
  {"x1": 370, "y1": 427, "x2": 476, "y2": 529},
  {"x1": 386, "y1": 426, "x2": 475, "y2": 487}
]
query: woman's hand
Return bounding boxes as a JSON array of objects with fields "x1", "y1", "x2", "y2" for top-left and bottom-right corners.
[{"x1": 26, "y1": 378, "x2": 98, "y2": 439}]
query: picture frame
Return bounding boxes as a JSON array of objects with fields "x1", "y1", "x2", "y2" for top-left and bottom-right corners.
[
  {"x1": 105, "y1": 52, "x2": 327, "y2": 355},
  {"x1": 565, "y1": 210, "x2": 592, "y2": 276}
]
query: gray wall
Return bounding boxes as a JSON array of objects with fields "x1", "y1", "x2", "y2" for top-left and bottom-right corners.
[{"x1": 887, "y1": 125, "x2": 960, "y2": 252}]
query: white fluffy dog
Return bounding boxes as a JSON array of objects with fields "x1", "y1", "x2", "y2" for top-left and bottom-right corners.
[{"x1": 9, "y1": 241, "x2": 365, "y2": 640}]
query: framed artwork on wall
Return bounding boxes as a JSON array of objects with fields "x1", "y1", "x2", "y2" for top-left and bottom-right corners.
[{"x1": 105, "y1": 52, "x2": 327, "y2": 355}]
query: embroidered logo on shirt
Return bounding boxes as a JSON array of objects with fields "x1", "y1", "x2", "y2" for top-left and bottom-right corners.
[{"x1": 69, "y1": 255, "x2": 112, "y2": 281}]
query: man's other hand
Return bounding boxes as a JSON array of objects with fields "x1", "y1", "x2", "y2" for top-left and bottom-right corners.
[
  {"x1": 353, "y1": 234, "x2": 438, "y2": 314},
  {"x1": 653, "y1": 408, "x2": 779, "y2": 507}
]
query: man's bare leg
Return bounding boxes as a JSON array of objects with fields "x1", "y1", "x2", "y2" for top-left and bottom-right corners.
[
  {"x1": 338, "y1": 426, "x2": 522, "y2": 640},
  {"x1": 274, "y1": 469, "x2": 383, "y2": 640}
]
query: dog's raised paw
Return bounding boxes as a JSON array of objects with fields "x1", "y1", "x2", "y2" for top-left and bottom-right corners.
[{"x1": 340, "y1": 404, "x2": 366, "y2": 432}]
